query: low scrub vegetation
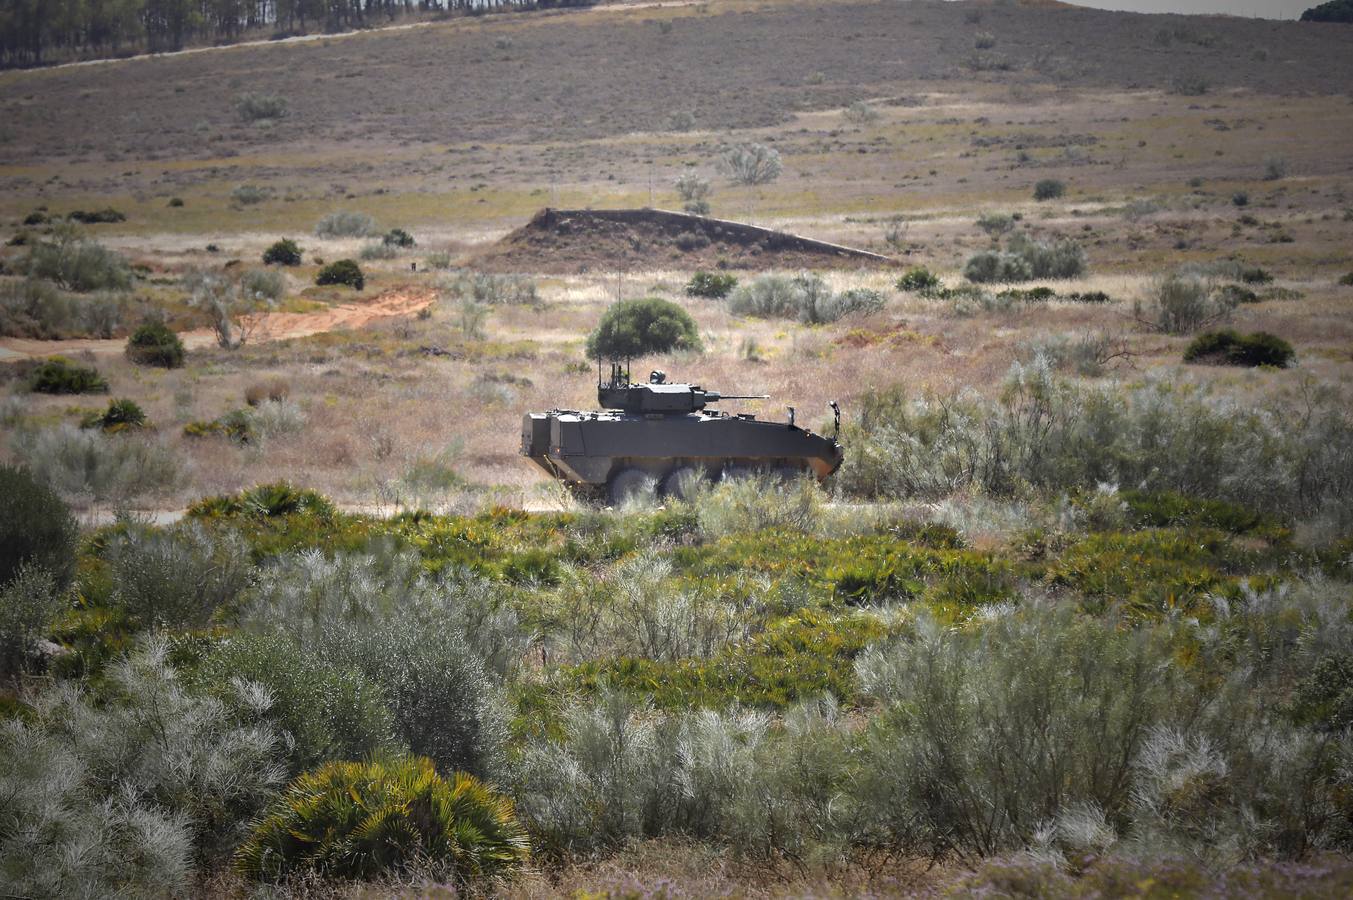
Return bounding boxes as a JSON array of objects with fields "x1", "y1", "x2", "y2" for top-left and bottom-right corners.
[
  {"x1": 1184, "y1": 329, "x2": 1295, "y2": 367},
  {"x1": 0, "y1": 278, "x2": 135, "y2": 339},
  {"x1": 27, "y1": 356, "x2": 108, "y2": 394},
  {"x1": 966, "y1": 232, "x2": 1087, "y2": 284},
  {"x1": 839, "y1": 358, "x2": 1353, "y2": 529},
  {"x1": 26, "y1": 230, "x2": 132, "y2": 293},
  {"x1": 727, "y1": 272, "x2": 886, "y2": 324},
  {"x1": 315, "y1": 211, "x2": 379, "y2": 238}
]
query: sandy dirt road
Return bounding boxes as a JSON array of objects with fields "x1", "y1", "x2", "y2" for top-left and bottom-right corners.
[{"x1": 0, "y1": 287, "x2": 436, "y2": 362}]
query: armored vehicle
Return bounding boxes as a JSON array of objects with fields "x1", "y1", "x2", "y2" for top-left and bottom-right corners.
[{"x1": 522, "y1": 365, "x2": 844, "y2": 503}]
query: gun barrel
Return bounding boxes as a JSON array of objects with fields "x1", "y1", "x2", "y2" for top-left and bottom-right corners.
[{"x1": 706, "y1": 392, "x2": 770, "y2": 401}]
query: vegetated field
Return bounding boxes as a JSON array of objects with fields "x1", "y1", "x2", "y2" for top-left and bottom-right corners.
[{"x1": 2, "y1": 0, "x2": 1353, "y2": 896}]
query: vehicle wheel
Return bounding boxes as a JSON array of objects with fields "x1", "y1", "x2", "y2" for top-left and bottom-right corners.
[
  {"x1": 607, "y1": 468, "x2": 654, "y2": 506},
  {"x1": 720, "y1": 464, "x2": 757, "y2": 483},
  {"x1": 661, "y1": 465, "x2": 704, "y2": 501}
]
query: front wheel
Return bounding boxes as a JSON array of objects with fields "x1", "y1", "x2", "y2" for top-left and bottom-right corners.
[{"x1": 607, "y1": 468, "x2": 655, "y2": 506}]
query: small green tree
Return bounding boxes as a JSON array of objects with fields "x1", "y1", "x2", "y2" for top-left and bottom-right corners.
[
  {"x1": 1033, "y1": 179, "x2": 1066, "y2": 201},
  {"x1": 125, "y1": 320, "x2": 185, "y2": 368},
  {"x1": 0, "y1": 465, "x2": 79, "y2": 592},
  {"x1": 262, "y1": 239, "x2": 302, "y2": 266},
  {"x1": 586, "y1": 297, "x2": 702, "y2": 360},
  {"x1": 316, "y1": 260, "x2": 364, "y2": 290}
]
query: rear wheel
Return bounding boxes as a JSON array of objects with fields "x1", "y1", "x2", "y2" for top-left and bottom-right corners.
[
  {"x1": 607, "y1": 468, "x2": 654, "y2": 506},
  {"x1": 720, "y1": 464, "x2": 758, "y2": 483},
  {"x1": 661, "y1": 465, "x2": 704, "y2": 501}
]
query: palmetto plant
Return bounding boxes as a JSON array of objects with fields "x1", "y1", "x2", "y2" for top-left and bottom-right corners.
[{"x1": 235, "y1": 755, "x2": 529, "y2": 883}]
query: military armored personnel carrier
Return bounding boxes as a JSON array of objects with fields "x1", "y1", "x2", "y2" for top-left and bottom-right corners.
[{"x1": 522, "y1": 364, "x2": 844, "y2": 503}]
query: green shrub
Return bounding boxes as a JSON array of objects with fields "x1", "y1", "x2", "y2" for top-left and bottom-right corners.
[
  {"x1": 442, "y1": 272, "x2": 539, "y2": 306},
  {"x1": 686, "y1": 271, "x2": 738, "y2": 299},
  {"x1": 1232, "y1": 190, "x2": 1250, "y2": 207},
  {"x1": 28, "y1": 356, "x2": 108, "y2": 394},
  {"x1": 1033, "y1": 178, "x2": 1066, "y2": 201},
  {"x1": 1, "y1": 639, "x2": 283, "y2": 888},
  {"x1": 239, "y1": 268, "x2": 285, "y2": 304},
  {"x1": 125, "y1": 320, "x2": 185, "y2": 368},
  {"x1": 10, "y1": 424, "x2": 181, "y2": 506},
  {"x1": 383, "y1": 228, "x2": 416, "y2": 248},
  {"x1": 315, "y1": 211, "x2": 378, "y2": 238},
  {"x1": 235, "y1": 756, "x2": 528, "y2": 883},
  {"x1": 0, "y1": 465, "x2": 78, "y2": 592},
  {"x1": 964, "y1": 250, "x2": 1032, "y2": 284},
  {"x1": 195, "y1": 633, "x2": 396, "y2": 774},
  {"x1": 1339, "y1": 272, "x2": 1353, "y2": 286},
  {"x1": 0, "y1": 563, "x2": 64, "y2": 677},
  {"x1": 1138, "y1": 274, "x2": 1236, "y2": 334},
  {"x1": 315, "y1": 259, "x2": 364, "y2": 290},
  {"x1": 27, "y1": 234, "x2": 132, "y2": 293},
  {"x1": 83, "y1": 398, "x2": 146, "y2": 432},
  {"x1": 168, "y1": 197, "x2": 185, "y2": 208},
  {"x1": 586, "y1": 297, "x2": 702, "y2": 360},
  {"x1": 107, "y1": 523, "x2": 252, "y2": 628},
  {"x1": 1184, "y1": 329, "x2": 1295, "y2": 368},
  {"x1": 725, "y1": 273, "x2": 874, "y2": 324},
  {"x1": 1240, "y1": 266, "x2": 1273, "y2": 284},
  {"x1": 897, "y1": 266, "x2": 941, "y2": 292},
  {"x1": 231, "y1": 184, "x2": 271, "y2": 206},
  {"x1": 262, "y1": 238, "x2": 302, "y2": 266},
  {"x1": 1007, "y1": 232, "x2": 1087, "y2": 279},
  {"x1": 236, "y1": 91, "x2": 288, "y2": 122}
]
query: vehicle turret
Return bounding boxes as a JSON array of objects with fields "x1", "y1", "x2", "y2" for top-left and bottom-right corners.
[{"x1": 596, "y1": 364, "x2": 768, "y2": 414}]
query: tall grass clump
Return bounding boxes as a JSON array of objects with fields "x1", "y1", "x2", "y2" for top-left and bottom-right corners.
[
  {"x1": 235, "y1": 756, "x2": 528, "y2": 884},
  {"x1": 315, "y1": 210, "x2": 379, "y2": 238}
]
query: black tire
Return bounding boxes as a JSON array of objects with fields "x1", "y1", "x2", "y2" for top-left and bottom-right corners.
[
  {"x1": 720, "y1": 464, "x2": 757, "y2": 483},
  {"x1": 661, "y1": 465, "x2": 704, "y2": 500},
  {"x1": 608, "y1": 468, "x2": 654, "y2": 505}
]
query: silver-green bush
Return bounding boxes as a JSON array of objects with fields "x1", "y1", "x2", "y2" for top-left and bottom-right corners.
[
  {"x1": 108, "y1": 523, "x2": 252, "y2": 628},
  {"x1": 10, "y1": 424, "x2": 182, "y2": 506}
]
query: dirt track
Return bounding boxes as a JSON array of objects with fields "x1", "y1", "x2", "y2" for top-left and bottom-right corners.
[{"x1": 0, "y1": 287, "x2": 436, "y2": 362}]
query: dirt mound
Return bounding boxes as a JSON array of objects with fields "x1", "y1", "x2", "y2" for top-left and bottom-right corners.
[{"x1": 472, "y1": 208, "x2": 894, "y2": 274}]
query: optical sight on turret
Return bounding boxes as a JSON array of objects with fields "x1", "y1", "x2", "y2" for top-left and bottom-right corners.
[{"x1": 522, "y1": 363, "x2": 844, "y2": 504}]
